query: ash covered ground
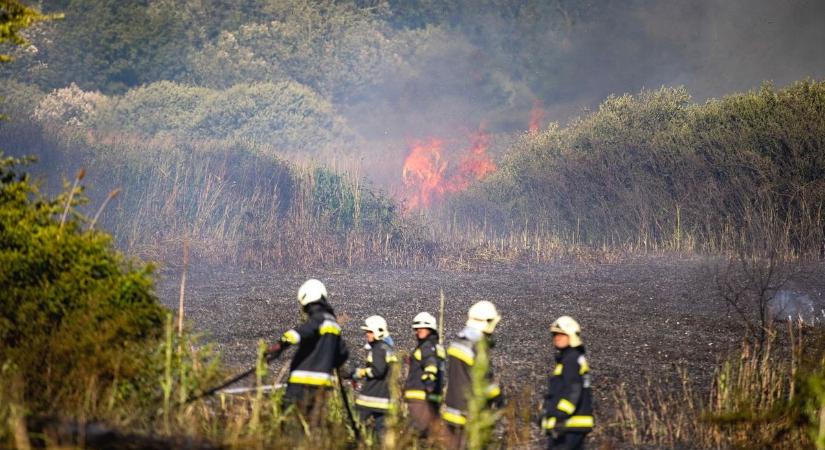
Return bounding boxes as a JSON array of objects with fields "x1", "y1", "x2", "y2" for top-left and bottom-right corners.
[{"x1": 155, "y1": 255, "x2": 823, "y2": 444}]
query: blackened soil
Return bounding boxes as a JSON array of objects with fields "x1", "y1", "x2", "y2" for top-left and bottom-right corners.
[{"x1": 155, "y1": 256, "x2": 823, "y2": 447}]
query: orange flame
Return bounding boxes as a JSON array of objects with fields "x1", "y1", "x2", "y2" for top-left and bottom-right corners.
[
  {"x1": 401, "y1": 129, "x2": 495, "y2": 211},
  {"x1": 529, "y1": 99, "x2": 545, "y2": 134},
  {"x1": 402, "y1": 139, "x2": 447, "y2": 210},
  {"x1": 447, "y1": 131, "x2": 496, "y2": 192}
]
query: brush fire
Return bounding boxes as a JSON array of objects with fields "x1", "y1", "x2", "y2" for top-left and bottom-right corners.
[{"x1": 401, "y1": 129, "x2": 496, "y2": 211}]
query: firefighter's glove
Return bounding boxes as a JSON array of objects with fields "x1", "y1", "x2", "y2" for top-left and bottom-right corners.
[
  {"x1": 353, "y1": 368, "x2": 369, "y2": 380},
  {"x1": 540, "y1": 416, "x2": 563, "y2": 436},
  {"x1": 540, "y1": 416, "x2": 555, "y2": 433}
]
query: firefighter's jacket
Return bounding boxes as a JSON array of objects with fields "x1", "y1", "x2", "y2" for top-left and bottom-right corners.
[
  {"x1": 441, "y1": 327, "x2": 502, "y2": 426},
  {"x1": 404, "y1": 333, "x2": 445, "y2": 403},
  {"x1": 541, "y1": 346, "x2": 594, "y2": 433},
  {"x1": 355, "y1": 339, "x2": 397, "y2": 412},
  {"x1": 280, "y1": 302, "x2": 349, "y2": 388}
]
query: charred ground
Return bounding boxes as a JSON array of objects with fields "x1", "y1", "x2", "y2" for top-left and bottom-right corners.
[{"x1": 155, "y1": 256, "x2": 823, "y2": 445}]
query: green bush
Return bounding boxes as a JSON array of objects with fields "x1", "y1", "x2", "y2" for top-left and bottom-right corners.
[
  {"x1": 0, "y1": 79, "x2": 44, "y2": 120},
  {"x1": 0, "y1": 154, "x2": 165, "y2": 414},
  {"x1": 451, "y1": 81, "x2": 825, "y2": 255},
  {"x1": 185, "y1": 1, "x2": 407, "y2": 100},
  {"x1": 90, "y1": 80, "x2": 353, "y2": 155}
]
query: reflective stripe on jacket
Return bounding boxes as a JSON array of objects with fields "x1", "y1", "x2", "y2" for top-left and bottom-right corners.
[
  {"x1": 441, "y1": 327, "x2": 501, "y2": 426},
  {"x1": 355, "y1": 339, "x2": 397, "y2": 412},
  {"x1": 541, "y1": 346, "x2": 594, "y2": 433},
  {"x1": 280, "y1": 302, "x2": 348, "y2": 388},
  {"x1": 404, "y1": 333, "x2": 445, "y2": 403}
]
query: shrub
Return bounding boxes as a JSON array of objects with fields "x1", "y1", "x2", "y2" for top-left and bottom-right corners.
[
  {"x1": 33, "y1": 82, "x2": 108, "y2": 127},
  {"x1": 90, "y1": 80, "x2": 354, "y2": 156},
  {"x1": 450, "y1": 81, "x2": 825, "y2": 256},
  {"x1": 0, "y1": 79, "x2": 45, "y2": 120},
  {"x1": 0, "y1": 154, "x2": 165, "y2": 414}
]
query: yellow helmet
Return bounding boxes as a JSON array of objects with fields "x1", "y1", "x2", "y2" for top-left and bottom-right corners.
[
  {"x1": 297, "y1": 279, "x2": 327, "y2": 306},
  {"x1": 361, "y1": 315, "x2": 389, "y2": 340},
  {"x1": 550, "y1": 316, "x2": 582, "y2": 347},
  {"x1": 466, "y1": 301, "x2": 501, "y2": 334}
]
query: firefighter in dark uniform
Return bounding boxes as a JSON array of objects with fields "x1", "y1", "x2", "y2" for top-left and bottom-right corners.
[
  {"x1": 404, "y1": 312, "x2": 445, "y2": 437},
  {"x1": 441, "y1": 300, "x2": 503, "y2": 449},
  {"x1": 541, "y1": 316, "x2": 594, "y2": 450},
  {"x1": 267, "y1": 279, "x2": 349, "y2": 422},
  {"x1": 353, "y1": 315, "x2": 397, "y2": 438}
]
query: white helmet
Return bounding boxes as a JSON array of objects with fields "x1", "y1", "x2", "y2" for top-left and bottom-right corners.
[
  {"x1": 550, "y1": 316, "x2": 582, "y2": 347},
  {"x1": 360, "y1": 315, "x2": 389, "y2": 340},
  {"x1": 466, "y1": 301, "x2": 501, "y2": 334},
  {"x1": 412, "y1": 312, "x2": 437, "y2": 330},
  {"x1": 297, "y1": 279, "x2": 328, "y2": 306}
]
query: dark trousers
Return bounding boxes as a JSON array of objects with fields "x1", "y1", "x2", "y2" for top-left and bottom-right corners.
[
  {"x1": 406, "y1": 400, "x2": 438, "y2": 436},
  {"x1": 358, "y1": 408, "x2": 386, "y2": 439},
  {"x1": 548, "y1": 432, "x2": 586, "y2": 450},
  {"x1": 282, "y1": 384, "x2": 329, "y2": 426},
  {"x1": 444, "y1": 424, "x2": 467, "y2": 449}
]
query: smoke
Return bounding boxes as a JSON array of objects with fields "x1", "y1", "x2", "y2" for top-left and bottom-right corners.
[
  {"x1": 632, "y1": 0, "x2": 825, "y2": 98},
  {"x1": 342, "y1": 0, "x2": 825, "y2": 189},
  {"x1": 7, "y1": 0, "x2": 824, "y2": 195},
  {"x1": 771, "y1": 290, "x2": 818, "y2": 323}
]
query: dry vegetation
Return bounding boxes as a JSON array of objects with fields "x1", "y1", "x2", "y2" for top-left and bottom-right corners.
[
  {"x1": 2, "y1": 82, "x2": 824, "y2": 449},
  {"x1": 448, "y1": 81, "x2": 825, "y2": 261},
  {"x1": 3, "y1": 1, "x2": 825, "y2": 449},
  {"x1": 613, "y1": 320, "x2": 817, "y2": 449}
]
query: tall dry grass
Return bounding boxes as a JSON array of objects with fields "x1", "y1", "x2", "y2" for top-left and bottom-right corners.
[
  {"x1": 446, "y1": 82, "x2": 825, "y2": 262},
  {"x1": 612, "y1": 319, "x2": 819, "y2": 449},
  {"x1": 11, "y1": 125, "x2": 441, "y2": 270}
]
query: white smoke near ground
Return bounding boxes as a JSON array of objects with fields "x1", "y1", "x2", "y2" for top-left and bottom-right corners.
[{"x1": 771, "y1": 290, "x2": 820, "y2": 324}]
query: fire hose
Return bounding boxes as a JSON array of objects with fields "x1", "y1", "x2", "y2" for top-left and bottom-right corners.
[
  {"x1": 186, "y1": 346, "x2": 285, "y2": 404},
  {"x1": 185, "y1": 348, "x2": 361, "y2": 441},
  {"x1": 177, "y1": 337, "x2": 364, "y2": 446}
]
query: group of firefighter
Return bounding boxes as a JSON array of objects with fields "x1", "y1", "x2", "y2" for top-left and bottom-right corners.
[{"x1": 263, "y1": 279, "x2": 593, "y2": 450}]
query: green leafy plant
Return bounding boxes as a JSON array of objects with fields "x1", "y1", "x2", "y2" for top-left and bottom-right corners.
[{"x1": 0, "y1": 154, "x2": 165, "y2": 417}]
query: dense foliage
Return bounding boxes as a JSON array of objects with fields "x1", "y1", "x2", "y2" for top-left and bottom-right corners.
[
  {"x1": 12, "y1": 0, "x2": 804, "y2": 139},
  {"x1": 0, "y1": 0, "x2": 598, "y2": 98},
  {"x1": 0, "y1": 155, "x2": 165, "y2": 413},
  {"x1": 0, "y1": 0, "x2": 56, "y2": 62},
  {"x1": 451, "y1": 81, "x2": 825, "y2": 255},
  {"x1": 1, "y1": 1, "x2": 822, "y2": 263}
]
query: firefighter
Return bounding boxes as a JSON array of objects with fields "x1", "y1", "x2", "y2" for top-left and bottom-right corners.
[
  {"x1": 540, "y1": 316, "x2": 594, "y2": 450},
  {"x1": 441, "y1": 300, "x2": 503, "y2": 448},
  {"x1": 267, "y1": 279, "x2": 349, "y2": 422},
  {"x1": 404, "y1": 312, "x2": 445, "y2": 437},
  {"x1": 353, "y1": 315, "x2": 397, "y2": 438}
]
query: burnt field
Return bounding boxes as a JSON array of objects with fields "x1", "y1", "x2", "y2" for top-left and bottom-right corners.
[{"x1": 156, "y1": 255, "x2": 823, "y2": 444}]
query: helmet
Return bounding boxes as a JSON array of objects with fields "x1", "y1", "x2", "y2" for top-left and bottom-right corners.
[
  {"x1": 360, "y1": 315, "x2": 389, "y2": 340},
  {"x1": 550, "y1": 316, "x2": 582, "y2": 347},
  {"x1": 297, "y1": 279, "x2": 328, "y2": 306},
  {"x1": 466, "y1": 301, "x2": 501, "y2": 334},
  {"x1": 412, "y1": 312, "x2": 437, "y2": 330}
]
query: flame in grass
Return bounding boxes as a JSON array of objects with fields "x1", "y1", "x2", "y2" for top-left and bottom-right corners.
[
  {"x1": 448, "y1": 131, "x2": 496, "y2": 192},
  {"x1": 401, "y1": 130, "x2": 496, "y2": 211},
  {"x1": 529, "y1": 99, "x2": 546, "y2": 134},
  {"x1": 402, "y1": 139, "x2": 448, "y2": 211}
]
